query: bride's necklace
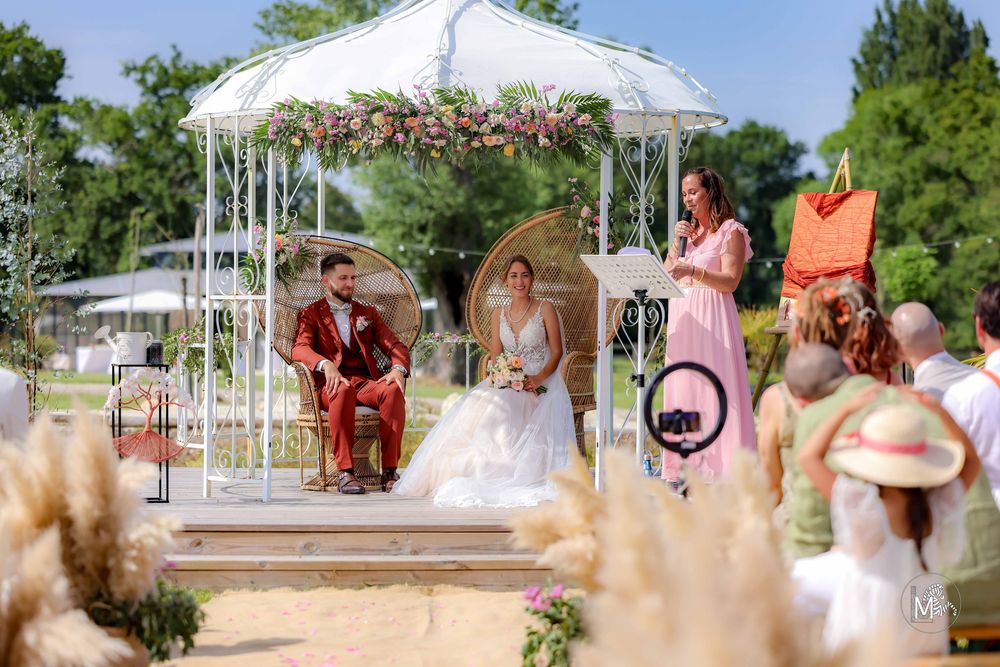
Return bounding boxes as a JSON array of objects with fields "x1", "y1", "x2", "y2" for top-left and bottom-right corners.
[{"x1": 507, "y1": 297, "x2": 532, "y2": 324}]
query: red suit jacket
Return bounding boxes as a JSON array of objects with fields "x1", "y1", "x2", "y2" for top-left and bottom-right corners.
[{"x1": 291, "y1": 299, "x2": 411, "y2": 391}]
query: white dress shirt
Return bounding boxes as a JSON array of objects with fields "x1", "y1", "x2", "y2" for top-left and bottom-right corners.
[
  {"x1": 913, "y1": 351, "x2": 977, "y2": 401},
  {"x1": 326, "y1": 298, "x2": 352, "y2": 350},
  {"x1": 943, "y1": 349, "x2": 1000, "y2": 507}
]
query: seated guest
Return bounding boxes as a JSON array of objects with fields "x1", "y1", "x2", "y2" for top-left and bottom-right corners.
[
  {"x1": 786, "y1": 286, "x2": 1000, "y2": 628},
  {"x1": 798, "y1": 386, "x2": 979, "y2": 657},
  {"x1": 892, "y1": 302, "x2": 975, "y2": 400},
  {"x1": 758, "y1": 344, "x2": 849, "y2": 514},
  {"x1": 943, "y1": 280, "x2": 1000, "y2": 508}
]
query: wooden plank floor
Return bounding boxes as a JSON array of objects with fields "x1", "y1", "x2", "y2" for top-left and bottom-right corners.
[
  {"x1": 148, "y1": 468, "x2": 550, "y2": 590},
  {"x1": 146, "y1": 467, "x2": 520, "y2": 531}
]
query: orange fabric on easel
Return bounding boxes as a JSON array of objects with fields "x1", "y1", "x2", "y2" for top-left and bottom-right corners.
[{"x1": 781, "y1": 189, "x2": 878, "y2": 299}]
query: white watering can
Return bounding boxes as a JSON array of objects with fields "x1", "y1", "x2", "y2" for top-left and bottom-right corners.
[{"x1": 94, "y1": 326, "x2": 153, "y2": 365}]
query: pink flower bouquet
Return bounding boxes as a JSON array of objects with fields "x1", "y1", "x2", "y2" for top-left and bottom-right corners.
[{"x1": 487, "y1": 351, "x2": 547, "y2": 394}]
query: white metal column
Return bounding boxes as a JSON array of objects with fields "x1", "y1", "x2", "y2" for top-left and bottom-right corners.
[
  {"x1": 666, "y1": 116, "x2": 680, "y2": 244},
  {"x1": 595, "y1": 151, "x2": 614, "y2": 491},
  {"x1": 202, "y1": 118, "x2": 215, "y2": 499},
  {"x1": 262, "y1": 149, "x2": 277, "y2": 502}
]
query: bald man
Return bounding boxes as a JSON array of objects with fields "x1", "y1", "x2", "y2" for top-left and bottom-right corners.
[{"x1": 891, "y1": 302, "x2": 975, "y2": 400}]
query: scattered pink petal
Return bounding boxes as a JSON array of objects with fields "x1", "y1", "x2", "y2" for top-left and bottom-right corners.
[{"x1": 346, "y1": 648, "x2": 364, "y2": 655}]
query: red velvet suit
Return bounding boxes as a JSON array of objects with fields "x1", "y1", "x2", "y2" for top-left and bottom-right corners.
[{"x1": 291, "y1": 299, "x2": 410, "y2": 472}]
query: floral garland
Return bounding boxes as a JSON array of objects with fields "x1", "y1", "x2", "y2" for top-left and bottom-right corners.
[
  {"x1": 250, "y1": 83, "x2": 615, "y2": 170},
  {"x1": 564, "y1": 177, "x2": 627, "y2": 256},
  {"x1": 411, "y1": 331, "x2": 481, "y2": 367},
  {"x1": 238, "y1": 218, "x2": 316, "y2": 293}
]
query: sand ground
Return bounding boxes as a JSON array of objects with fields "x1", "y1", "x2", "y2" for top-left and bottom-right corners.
[{"x1": 166, "y1": 586, "x2": 531, "y2": 667}]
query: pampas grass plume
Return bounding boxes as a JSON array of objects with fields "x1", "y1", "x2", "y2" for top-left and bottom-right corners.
[{"x1": 0, "y1": 528, "x2": 131, "y2": 667}]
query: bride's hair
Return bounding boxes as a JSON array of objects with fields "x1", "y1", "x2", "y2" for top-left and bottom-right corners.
[{"x1": 503, "y1": 255, "x2": 534, "y2": 278}]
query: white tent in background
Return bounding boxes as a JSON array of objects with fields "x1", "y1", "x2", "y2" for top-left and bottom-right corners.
[
  {"x1": 180, "y1": 0, "x2": 726, "y2": 500},
  {"x1": 89, "y1": 289, "x2": 201, "y2": 314}
]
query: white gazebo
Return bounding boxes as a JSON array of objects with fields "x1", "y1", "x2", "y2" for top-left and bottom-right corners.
[{"x1": 180, "y1": 0, "x2": 725, "y2": 500}]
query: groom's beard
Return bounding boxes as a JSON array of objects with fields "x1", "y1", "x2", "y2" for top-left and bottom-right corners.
[{"x1": 329, "y1": 286, "x2": 353, "y2": 303}]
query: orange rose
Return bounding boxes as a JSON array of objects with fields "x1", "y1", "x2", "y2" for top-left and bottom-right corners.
[{"x1": 510, "y1": 356, "x2": 523, "y2": 369}]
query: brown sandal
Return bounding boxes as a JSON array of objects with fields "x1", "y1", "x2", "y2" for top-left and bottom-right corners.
[
  {"x1": 381, "y1": 469, "x2": 400, "y2": 493},
  {"x1": 337, "y1": 471, "x2": 366, "y2": 495}
]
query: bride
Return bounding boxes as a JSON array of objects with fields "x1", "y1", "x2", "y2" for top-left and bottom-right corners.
[{"x1": 392, "y1": 255, "x2": 575, "y2": 508}]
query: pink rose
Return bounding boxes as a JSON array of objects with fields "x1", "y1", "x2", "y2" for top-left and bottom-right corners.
[
  {"x1": 579, "y1": 205, "x2": 592, "y2": 218},
  {"x1": 511, "y1": 380, "x2": 524, "y2": 391}
]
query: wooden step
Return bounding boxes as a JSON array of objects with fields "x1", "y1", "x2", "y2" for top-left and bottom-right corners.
[
  {"x1": 172, "y1": 529, "x2": 525, "y2": 557},
  {"x1": 164, "y1": 553, "x2": 550, "y2": 591}
]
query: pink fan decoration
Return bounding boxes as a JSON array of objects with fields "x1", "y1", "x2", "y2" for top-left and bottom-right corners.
[{"x1": 105, "y1": 368, "x2": 194, "y2": 463}]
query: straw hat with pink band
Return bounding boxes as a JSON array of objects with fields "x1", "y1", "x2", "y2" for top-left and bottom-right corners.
[{"x1": 829, "y1": 404, "x2": 965, "y2": 488}]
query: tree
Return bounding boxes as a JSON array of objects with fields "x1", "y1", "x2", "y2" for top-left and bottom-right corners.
[
  {"x1": 256, "y1": 0, "x2": 577, "y2": 45},
  {"x1": 0, "y1": 21, "x2": 64, "y2": 113},
  {"x1": 822, "y1": 45, "x2": 999, "y2": 349},
  {"x1": 0, "y1": 113, "x2": 75, "y2": 413},
  {"x1": 852, "y1": 0, "x2": 989, "y2": 98}
]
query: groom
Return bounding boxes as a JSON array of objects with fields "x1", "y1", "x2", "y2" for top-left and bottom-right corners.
[{"x1": 292, "y1": 252, "x2": 410, "y2": 494}]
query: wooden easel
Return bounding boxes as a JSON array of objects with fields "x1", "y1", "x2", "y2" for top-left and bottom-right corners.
[{"x1": 750, "y1": 148, "x2": 852, "y2": 410}]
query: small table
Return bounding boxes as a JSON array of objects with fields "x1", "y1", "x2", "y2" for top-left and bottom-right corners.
[{"x1": 111, "y1": 363, "x2": 171, "y2": 503}]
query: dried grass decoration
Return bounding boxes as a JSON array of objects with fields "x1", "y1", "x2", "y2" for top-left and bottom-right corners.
[{"x1": 105, "y1": 368, "x2": 194, "y2": 463}]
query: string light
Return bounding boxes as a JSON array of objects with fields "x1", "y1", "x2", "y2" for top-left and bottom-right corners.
[{"x1": 747, "y1": 230, "x2": 999, "y2": 265}]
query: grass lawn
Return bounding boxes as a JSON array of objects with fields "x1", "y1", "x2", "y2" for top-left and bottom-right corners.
[
  {"x1": 44, "y1": 392, "x2": 107, "y2": 411},
  {"x1": 38, "y1": 370, "x2": 111, "y2": 385}
]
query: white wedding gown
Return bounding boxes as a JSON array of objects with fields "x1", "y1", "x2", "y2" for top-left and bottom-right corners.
[{"x1": 392, "y1": 306, "x2": 575, "y2": 508}]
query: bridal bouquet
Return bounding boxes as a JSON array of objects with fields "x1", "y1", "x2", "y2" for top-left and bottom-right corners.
[{"x1": 488, "y1": 351, "x2": 547, "y2": 394}]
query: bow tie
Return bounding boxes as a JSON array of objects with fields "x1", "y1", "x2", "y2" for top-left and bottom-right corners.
[{"x1": 328, "y1": 301, "x2": 352, "y2": 313}]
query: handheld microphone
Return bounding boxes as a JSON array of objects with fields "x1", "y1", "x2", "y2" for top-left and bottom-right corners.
[{"x1": 679, "y1": 209, "x2": 693, "y2": 258}]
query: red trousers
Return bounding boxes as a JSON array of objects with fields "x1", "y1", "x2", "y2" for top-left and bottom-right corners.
[{"x1": 319, "y1": 375, "x2": 405, "y2": 471}]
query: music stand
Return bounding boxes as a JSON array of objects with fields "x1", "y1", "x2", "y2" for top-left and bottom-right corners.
[{"x1": 582, "y1": 253, "x2": 685, "y2": 469}]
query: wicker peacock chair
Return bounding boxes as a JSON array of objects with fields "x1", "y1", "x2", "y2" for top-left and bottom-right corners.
[
  {"x1": 264, "y1": 236, "x2": 421, "y2": 491},
  {"x1": 466, "y1": 207, "x2": 620, "y2": 457}
]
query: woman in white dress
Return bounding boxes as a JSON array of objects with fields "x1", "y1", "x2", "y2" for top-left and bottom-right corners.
[
  {"x1": 392, "y1": 255, "x2": 575, "y2": 508},
  {"x1": 797, "y1": 385, "x2": 980, "y2": 657}
]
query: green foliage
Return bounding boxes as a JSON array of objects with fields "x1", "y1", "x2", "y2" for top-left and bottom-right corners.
[
  {"x1": 876, "y1": 245, "x2": 940, "y2": 306},
  {"x1": 411, "y1": 331, "x2": 481, "y2": 367},
  {"x1": 0, "y1": 21, "x2": 65, "y2": 113},
  {"x1": 162, "y1": 318, "x2": 235, "y2": 378},
  {"x1": 254, "y1": 0, "x2": 578, "y2": 46},
  {"x1": 89, "y1": 578, "x2": 205, "y2": 663},
  {"x1": 0, "y1": 112, "x2": 75, "y2": 413},
  {"x1": 852, "y1": 0, "x2": 990, "y2": 98},
  {"x1": 819, "y1": 47, "x2": 1000, "y2": 348},
  {"x1": 521, "y1": 584, "x2": 584, "y2": 667},
  {"x1": 739, "y1": 306, "x2": 783, "y2": 375}
]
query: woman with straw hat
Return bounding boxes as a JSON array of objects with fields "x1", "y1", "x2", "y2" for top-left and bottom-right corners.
[{"x1": 798, "y1": 384, "x2": 981, "y2": 657}]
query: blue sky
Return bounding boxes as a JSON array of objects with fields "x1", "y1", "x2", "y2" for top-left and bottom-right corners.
[{"x1": 4, "y1": 0, "x2": 999, "y2": 174}]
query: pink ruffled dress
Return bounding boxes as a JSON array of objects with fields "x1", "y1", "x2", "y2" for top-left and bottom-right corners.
[{"x1": 661, "y1": 218, "x2": 757, "y2": 481}]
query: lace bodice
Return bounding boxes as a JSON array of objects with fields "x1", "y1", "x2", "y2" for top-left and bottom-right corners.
[{"x1": 500, "y1": 304, "x2": 548, "y2": 374}]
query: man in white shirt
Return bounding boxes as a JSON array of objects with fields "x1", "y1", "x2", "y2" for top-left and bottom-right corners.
[
  {"x1": 0, "y1": 367, "x2": 29, "y2": 443},
  {"x1": 943, "y1": 280, "x2": 1000, "y2": 508},
  {"x1": 891, "y1": 302, "x2": 976, "y2": 400}
]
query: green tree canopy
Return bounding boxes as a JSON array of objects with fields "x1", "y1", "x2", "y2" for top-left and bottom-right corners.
[
  {"x1": 852, "y1": 0, "x2": 989, "y2": 98},
  {"x1": 0, "y1": 21, "x2": 65, "y2": 113}
]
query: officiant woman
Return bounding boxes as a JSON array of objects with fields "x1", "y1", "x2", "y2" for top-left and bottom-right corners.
[{"x1": 660, "y1": 166, "x2": 756, "y2": 482}]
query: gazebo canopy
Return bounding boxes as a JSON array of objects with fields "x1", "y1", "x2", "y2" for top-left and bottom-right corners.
[{"x1": 180, "y1": 0, "x2": 725, "y2": 137}]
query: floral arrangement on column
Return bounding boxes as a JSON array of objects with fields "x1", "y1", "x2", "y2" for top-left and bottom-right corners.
[
  {"x1": 105, "y1": 368, "x2": 194, "y2": 463},
  {"x1": 238, "y1": 218, "x2": 317, "y2": 293},
  {"x1": 564, "y1": 177, "x2": 627, "y2": 256},
  {"x1": 250, "y1": 82, "x2": 615, "y2": 170}
]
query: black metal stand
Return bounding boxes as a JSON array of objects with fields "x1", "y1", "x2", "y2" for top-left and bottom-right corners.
[{"x1": 111, "y1": 363, "x2": 170, "y2": 503}]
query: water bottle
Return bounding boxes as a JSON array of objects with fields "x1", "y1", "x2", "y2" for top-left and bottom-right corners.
[{"x1": 642, "y1": 452, "x2": 653, "y2": 477}]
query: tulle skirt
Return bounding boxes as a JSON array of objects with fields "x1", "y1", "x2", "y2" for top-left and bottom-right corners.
[{"x1": 392, "y1": 368, "x2": 574, "y2": 508}]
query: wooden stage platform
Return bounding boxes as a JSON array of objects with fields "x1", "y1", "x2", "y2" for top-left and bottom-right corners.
[{"x1": 148, "y1": 468, "x2": 549, "y2": 591}]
